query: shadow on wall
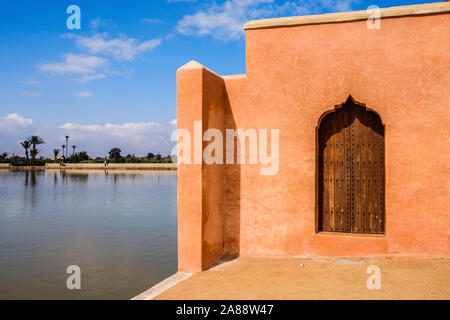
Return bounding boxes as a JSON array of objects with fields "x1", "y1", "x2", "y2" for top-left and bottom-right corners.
[
  {"x1": 222, "y1": 90, "x2": 241, "y2": 260},
  {"x1": 222, "y1": 92, "x2": 241, "y2": 258}
]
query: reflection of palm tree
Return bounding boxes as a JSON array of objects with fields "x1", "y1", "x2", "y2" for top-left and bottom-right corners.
[
  {"x1": 27, "y1": 135, "x2": 45, "y2": 166},
  {"x1": 72, "y1": 145, "x2": 77, "y2": 156},
  {"x1": 65, "y1": 136, "x2": 70, "y2": 158},
  {"x1": 30, "y1": 170, "x2": 36, "y2": 186},
  {"x1": 61, "y1": 145, "x2": 66, "y2": 159},
  {"x1": 53, "y1": 148, "x2": 60, "y2": 160},
  {"x1": 20, "y1": 140, "x2": 31, "y2": 165}
]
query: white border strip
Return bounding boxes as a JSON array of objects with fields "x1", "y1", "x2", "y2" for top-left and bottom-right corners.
[{"x1": 131, "y1": 272, "x2": 192, "y2": 300}]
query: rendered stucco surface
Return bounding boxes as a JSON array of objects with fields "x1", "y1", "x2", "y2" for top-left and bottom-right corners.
[{"x1": 177, "y1": 5, "x2": 450, "y2": 271}]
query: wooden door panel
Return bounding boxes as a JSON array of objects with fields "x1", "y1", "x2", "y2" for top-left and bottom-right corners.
[
  {"x1": 318, "y1": 99, "x2": 384, "y2": 234},
  {"x1": 351, "y1": 105, "x2": 384, "y2": 234},
  {"x1": 319, "y1": 105, "x2": 352, "y2": 232}
]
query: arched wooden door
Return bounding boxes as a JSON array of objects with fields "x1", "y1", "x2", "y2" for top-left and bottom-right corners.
[{"x1": 318, "y1": 97, "x2": 385, "y2": 234}]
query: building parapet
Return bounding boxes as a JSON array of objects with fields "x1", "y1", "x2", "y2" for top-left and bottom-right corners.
[{"x1": 244, "y1": 2, "x2": 450, "y2": 30}]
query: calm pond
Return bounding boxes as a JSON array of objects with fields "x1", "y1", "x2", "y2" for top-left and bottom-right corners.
[{"x1": 0, "y1": 169, "x2": 177, "y2": 299}]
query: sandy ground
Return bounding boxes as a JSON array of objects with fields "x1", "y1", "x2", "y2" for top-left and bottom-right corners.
[{"x1": 154, "y1": 257, "x2": 450, "y2": 300}]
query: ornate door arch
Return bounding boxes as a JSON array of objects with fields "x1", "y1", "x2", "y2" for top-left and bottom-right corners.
[{"x1": 317, "y1": 97, "x2": 385, "y2": 234}]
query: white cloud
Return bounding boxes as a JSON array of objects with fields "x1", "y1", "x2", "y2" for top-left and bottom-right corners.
[
  {"x1": 0, "y1": 115, "x2": 176, "y2": 157},
  {"x1": 39, "y1": 54, "x2": 107, "y2": 75},
  {"x1": 75, "y1": 91, "x2": 93, "y2": 98},
  {"x1": 176, "y1": 0, "x2": 304, "y2": 40},
  {"x1": 20, "y1": 90, "x2": 41, "y2": 97},
  {"x1": 21, "y1": 80, "x2": 40, "y2": 85},
  {"x1": 140, "y1": 18, "x2": 163, "y2": 24},
  {"x1": 318, "y1": 0, "x2": 358, "y2": 12},
  {"x1": 38, "y1": 33, "x2": 161, "y2": 82},
  {"x1": 39, "y1": 54, "x2": 108, "y2": 82},
  {"x1": 79, "y1": 74, "x2": 107, "y2": 83},
  {"x1": 0, "y1": 114, "x2": 36, "y2": 155},
  {"x1": 170, "y1": 118, "x2": 177, "y2": 125},
  {"x1": 57, "y1": 120, "x2": 176, "y2": 156},
  {"x1": 176, "y1": 0, "x2": 358, "y2": 40},
  {"x1": 90, "y1": 17, "x2": 109, "y2": 29},
  {"x1": 59, "y1": 121, "x2": 156, "y2": 134},
  {"x1": 1, "y1": 113, "x2": 33, "y2": 126},
  {"x1": 66, "y1": 33, "x2": 162, "y2": 61}
]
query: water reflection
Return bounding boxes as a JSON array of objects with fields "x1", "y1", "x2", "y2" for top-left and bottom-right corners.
[
  {"x1": 24, "y1": 170, "x2": 34, "y2": 187},
  {"x1": 20, "y1": 170, "x2": 169, "y2": 187},
  {"x1": 47, "y1": 170, "x2": 164, "y2": 185},
  {"x1": 30, "y1": 171, "x2": 36, "y2": 186},
  {"x1": 68, "y1": 173, "x2": 89, "y2": 183},
  {"x1": 0, "y1": 170, "x2": 177, "y2": 299}
]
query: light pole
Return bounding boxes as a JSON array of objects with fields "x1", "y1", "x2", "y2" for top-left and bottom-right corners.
[{"x1": 65, "y1": 136, "x2": 69, "y2": 158}]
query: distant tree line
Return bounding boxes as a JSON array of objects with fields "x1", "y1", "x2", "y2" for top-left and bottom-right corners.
[
  {"x1": 0, "y1": 138, "x2": 174, "y2": 166},
  {"x1": 107, "y1": 148, "x2": 173, "y2": 163}
]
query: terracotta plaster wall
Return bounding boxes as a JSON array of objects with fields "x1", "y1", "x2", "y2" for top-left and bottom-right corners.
[
  {"x1": 201, "y1": 69, "x2": 226, "y2": 269},
  {"x1": 177, "y1": 65, "x2": 203, "y2": 272},
  {"x1": 223, "y1": 14, "x2": 450, "y2": 258},
  {"x1": 177, "y1": 12, "x2": 450, "y2": 271},
  {"x1": 177, "y1": 65, "x2": 227, "y2": 271}
]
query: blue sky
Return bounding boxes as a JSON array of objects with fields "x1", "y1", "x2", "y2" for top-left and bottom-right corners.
[{"x1": 0, "y1": 0, "x2": 433, "y2": 157}]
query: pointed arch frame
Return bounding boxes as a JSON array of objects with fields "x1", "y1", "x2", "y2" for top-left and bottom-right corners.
[{"x1": 314, "y1": 95, "x2": 386, "y2": 234}]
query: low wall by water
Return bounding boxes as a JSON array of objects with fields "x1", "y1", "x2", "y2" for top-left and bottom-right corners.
[
  {"x1": 45, "y1": 163, "x2": 177, "y2": 170},
  {"x1": 0, "y1": 163, "x2": 11, "y2": 168},
  {"x1": 8, "y1": 166, "x2": 46, "y2": 171}
]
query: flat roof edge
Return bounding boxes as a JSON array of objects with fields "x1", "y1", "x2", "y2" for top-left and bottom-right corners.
[{"x1": 244, "y1": 2, "x2": 450, "y2": 30}]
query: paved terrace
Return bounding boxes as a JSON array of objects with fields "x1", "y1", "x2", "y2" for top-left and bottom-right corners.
[{"x1": 134, "y1": 257, "x2": 450, "y2": 300}]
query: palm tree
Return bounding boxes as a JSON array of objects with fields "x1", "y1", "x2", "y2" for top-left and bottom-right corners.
[
  {"x1": 65, "y1": 136, "x2": 70, "y2": 158},
  {"x1": 30, "y1": 148, "x2": 39, "y2": 166},
  {"x1": 61, "y1": 145, "x2": 66, "y2": 159},
  {"x1": 27, "y1": 135, "x2": 45, "y2": 166},
  {"x1": 20, "y1": 140, "x2": 31, "y2": 165},
  {"x1": 71, "y1": 145, "x2": 77, "y2": 156},
  {"x1": 53, "y1": 148, "x2": 61, "y2": 160}
]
